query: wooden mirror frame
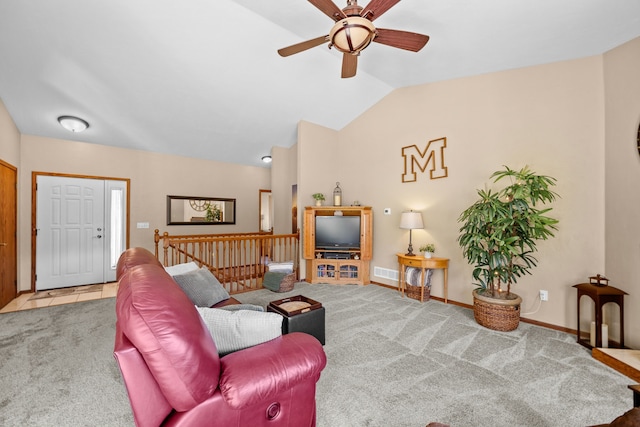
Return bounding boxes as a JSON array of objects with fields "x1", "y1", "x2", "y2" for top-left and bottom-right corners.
[
  {"x1": 259, "y1": 189, "x2": 272, "y2": 232},
  {"x1": 637, "y1": 120, "x2": 640, "y2": 158},
  {"x1": 167, "y1": 195, "x2": 236, "y2": 225}
]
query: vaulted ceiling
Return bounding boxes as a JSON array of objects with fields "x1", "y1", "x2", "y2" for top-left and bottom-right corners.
[{"x1": 1, "y1": 0, "x2": 639, "y2": 167}]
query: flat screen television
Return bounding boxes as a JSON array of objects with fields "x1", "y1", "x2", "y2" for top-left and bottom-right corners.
[{"x1": 315, "y1": 215, "x2": 361, "y2": 250}]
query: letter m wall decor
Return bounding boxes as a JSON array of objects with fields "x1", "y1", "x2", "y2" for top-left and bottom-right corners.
[{"x1": 401, "y1": 137, "x2": 448, "y2": 183}]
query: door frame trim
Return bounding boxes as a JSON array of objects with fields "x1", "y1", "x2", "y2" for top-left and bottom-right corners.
[
  {"x1": 31, "y1": 172, "x2": 131, "y2": 291},
  {"x1": 0, "y1": 158, "x2": 17, "y2": 307},
  {"x1": 259, "y1": 188, "x2": 272, "y2": 232}
]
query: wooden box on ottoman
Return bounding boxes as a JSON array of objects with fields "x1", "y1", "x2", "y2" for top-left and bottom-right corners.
[{"x1": 267, "y1": 295, "x2": 325, "y2": 345}]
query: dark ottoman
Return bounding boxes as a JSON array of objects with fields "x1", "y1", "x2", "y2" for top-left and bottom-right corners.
[{"x1": 267, "y1": 295, "x2": 325, "y2": 345}]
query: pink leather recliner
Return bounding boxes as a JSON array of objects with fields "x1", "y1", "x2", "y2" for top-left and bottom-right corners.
[{"x1": 114, "y1": 248, "x2": 327, "y2": 427}]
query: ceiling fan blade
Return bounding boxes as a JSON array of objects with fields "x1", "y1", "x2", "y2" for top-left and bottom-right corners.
[
  {"x1": 374, "y1": 28, "x2": 429, "y2": 52},
  {"x1": 308, "y1": 0, "x2": 347, "y2": 22},
  {"x1": 278, "y1": 35, "x2": 329, "y2": 57},
  {"x1": 360, "y1": 0, "x2": 400, "y2": 21},
  {"x1": 341, "y1": 53, "x2": 357, "y2": 78}
]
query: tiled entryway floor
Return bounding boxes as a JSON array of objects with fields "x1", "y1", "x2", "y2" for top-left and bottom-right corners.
[{"x1": 0, "y1": 282, "x2": 118, "y2": 313}]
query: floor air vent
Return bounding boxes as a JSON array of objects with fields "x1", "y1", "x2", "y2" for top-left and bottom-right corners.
[{"x1": 373, "y1": 266, "x2": 398, "y2": 281}]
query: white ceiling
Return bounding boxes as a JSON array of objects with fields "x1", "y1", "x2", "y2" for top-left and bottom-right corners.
[{"x1": 1, "y1": 0, "x2": 639, "y2": 167}]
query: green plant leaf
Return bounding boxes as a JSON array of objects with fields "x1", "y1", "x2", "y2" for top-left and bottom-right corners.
[{"x1": 458, "y1": 165, "x2": 559, "y2": 292}]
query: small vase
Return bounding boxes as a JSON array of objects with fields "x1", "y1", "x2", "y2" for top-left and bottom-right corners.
[
  {"x1": 424, "y1": 252, "x2": 432, "y2": 258},
  {"x1": 315, "y1": 200, "x2": 322, "y2": 206}
]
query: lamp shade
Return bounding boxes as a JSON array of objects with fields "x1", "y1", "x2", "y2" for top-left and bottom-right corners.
[{"x1": 399, "y1": 211, "x2": 424, "y2": 230}]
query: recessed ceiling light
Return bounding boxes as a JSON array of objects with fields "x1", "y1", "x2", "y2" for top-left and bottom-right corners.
[
  {"x1": 261, "y1": 155, "x2": 272, "y2": 163},
  {"x1": 58, "y1": 116, "x2": 89, "y2": 132}
]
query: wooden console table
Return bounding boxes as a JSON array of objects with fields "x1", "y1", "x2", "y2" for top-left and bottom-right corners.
[{"x1": 396, "y1": 253, "x2": 449, "y2": 303}]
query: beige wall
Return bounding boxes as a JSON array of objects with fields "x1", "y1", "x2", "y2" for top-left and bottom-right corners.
[
  {"x1": 299, "y1": 55, "x2": 608, "y2": 338},
  {"x1": 604, "y1": 36, "x2": 640, "y2": 348},
  {"x1": 297, "y1": 121, "x2": 340, "y2": 206},
  {"x1": 271, "y1": 144, "x2": 297, "y2": 236},
  {"x1": 0, "y1": 98, "x2": 20, "y2": 165},
  {"x1": 5, "y1": 37, "x2": 639, "y2": 346},
  {"x1": 0, "y1": 98, "x2": 21, "y2": 290},
  {"x1": 297, "y1": 121, "x2": 340, "y2": 278},
  {"x1": 18, "y1": 135, "x2": 270, "y2": 292}
]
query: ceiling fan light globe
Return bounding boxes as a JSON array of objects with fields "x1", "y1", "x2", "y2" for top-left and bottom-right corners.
[{"x1": 329, "y1": 17, "x2": 375, "y2": 54}]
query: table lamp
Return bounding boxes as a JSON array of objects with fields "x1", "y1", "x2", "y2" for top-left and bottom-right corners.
[{"x1": 400, "y1": 210, "x2": 424, "y2": 256}]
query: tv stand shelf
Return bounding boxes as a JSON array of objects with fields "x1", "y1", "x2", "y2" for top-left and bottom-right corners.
[
  {"x1": 311, "y1": 259, "x2": 363, "y2": 284},
  {"x1": 304, "y1": 206, "x2": 372, "y2": 285},
  {"x1": 319, "y1": 251, "x2": 353, "y2": 260}
]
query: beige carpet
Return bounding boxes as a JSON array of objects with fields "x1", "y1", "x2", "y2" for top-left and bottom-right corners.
[
  {"x1": 236, "y1": 283, "x2": 636, "y2": 427},
  {"x1": 1, "y1": 283, "x2": 634, "y2": 426}
]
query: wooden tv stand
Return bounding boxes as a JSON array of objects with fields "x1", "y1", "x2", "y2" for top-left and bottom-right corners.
[{"x1": 303, "y1": 206, "x2": 372, "y2": 285}]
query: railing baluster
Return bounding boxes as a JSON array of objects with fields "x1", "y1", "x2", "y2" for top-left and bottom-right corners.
[{"x1": 153, "y1": 230, "x2": 299, "y2": 295}]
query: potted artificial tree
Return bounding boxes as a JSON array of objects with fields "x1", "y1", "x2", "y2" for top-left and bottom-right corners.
[{"x1": 457, "y1": 165, "x2": 559, "y2": 331}]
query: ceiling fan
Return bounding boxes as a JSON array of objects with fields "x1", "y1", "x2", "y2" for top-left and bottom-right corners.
[{"x1": 278, "y1": 0, "x2": 429, "y2": 78}]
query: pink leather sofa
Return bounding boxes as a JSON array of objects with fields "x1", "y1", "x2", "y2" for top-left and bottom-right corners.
[{"x1": 114, "y1": 248, "x2": 327, "y2": 427}]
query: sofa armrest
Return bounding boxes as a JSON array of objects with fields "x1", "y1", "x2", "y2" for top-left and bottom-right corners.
[
  {"x1": 211, "y1": 296, "x2": 241, "y2": 308},
  {"x1": 218, "y1": 332, "x2": 326, "y2": 410},
  {"x1": 114, "y1": 327, "x2": 173, "y2": 427}
]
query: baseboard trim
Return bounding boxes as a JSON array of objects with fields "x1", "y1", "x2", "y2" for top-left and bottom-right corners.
[
  {"x1": 519, "y1": 317, "x2": 576, "y2": 335},
  {"x1": 593, "y1": 348, "x2": 640, "y2": 382}
]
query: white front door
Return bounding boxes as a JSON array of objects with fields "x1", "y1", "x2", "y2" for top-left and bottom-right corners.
[{"x1": 36, "y1": 176, "x2": 122, "y2": 290}]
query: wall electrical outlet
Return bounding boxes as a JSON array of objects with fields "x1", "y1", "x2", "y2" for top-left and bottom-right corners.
[
  {"x1": 539, "y1": 290, "x2": 548, "y2": 301},
  {"x1": 383, "y1": 208, "x2": 391, "y2": 215}
]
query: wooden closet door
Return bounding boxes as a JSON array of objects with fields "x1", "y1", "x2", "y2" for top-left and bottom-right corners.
[{"x1": 0, "y1": 160, "x2": 17, "y2": 308}]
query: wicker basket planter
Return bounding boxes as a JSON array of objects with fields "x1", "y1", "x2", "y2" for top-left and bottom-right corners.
[
  {"x1": 277, "y1": 273, "x2": 296, "y2": 293},
  {"x1": 472, "y1": 289, "x2": 522, "y2": 331},
  {"x1": 404, "y1": 267, "x2": 432, "y2": 302},
  {"x1": 406, "y1": 283, "x2": 430, "y2": 301}
]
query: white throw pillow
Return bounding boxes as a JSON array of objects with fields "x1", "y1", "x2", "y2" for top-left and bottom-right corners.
[
  {"x1": 164, "y1": 261, "x2": 199, "y2": 276},
  {"x1": 267, "y1": 261, "x2": 294, "y2": 273},
  {"x1": 196, "y1": 307, "x2": 283, "y2": 356}
]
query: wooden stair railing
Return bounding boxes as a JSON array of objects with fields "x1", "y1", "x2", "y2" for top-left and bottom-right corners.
[{"x1": 154, "y1": 229, "x2": 299, "y2": 294}]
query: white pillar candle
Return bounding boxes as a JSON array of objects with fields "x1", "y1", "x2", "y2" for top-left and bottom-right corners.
[
  {"x1": 590, "y1": 321, "x2": 596, "y2": 347},
  {"x1": 602, "y1": 324, "x2": 608, "y2": 348}
]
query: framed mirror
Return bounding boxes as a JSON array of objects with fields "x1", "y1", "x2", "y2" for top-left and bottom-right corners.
[
  {"x1": 637, "y1": 120, "x2": 640, "y2": 158},
  {"x1": 167, "y1": 195, "x2": 236, "y2": 225},
  {"x1": 259, "y1": 189, "x2": 273, "y2": 232}
]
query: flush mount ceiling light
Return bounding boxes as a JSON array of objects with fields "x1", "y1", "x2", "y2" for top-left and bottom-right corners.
[
  {"x1": 57, "y1": 115, "x2": 89, "y2": 132},
  {"x1": 261, "y1": 155, "x2": 272, "y2": 163}
]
